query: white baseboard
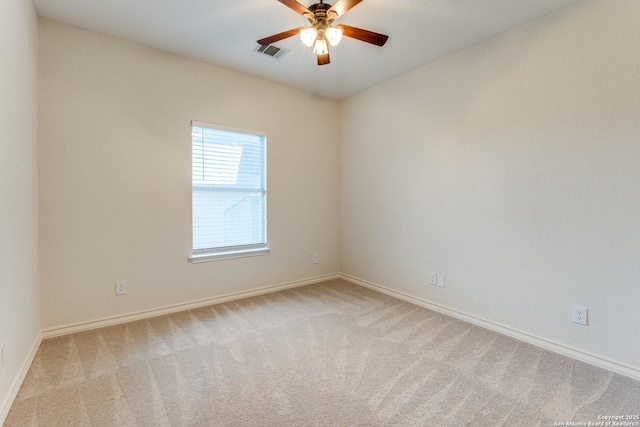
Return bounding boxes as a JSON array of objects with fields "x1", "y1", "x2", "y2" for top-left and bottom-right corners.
[
  {"x1": 339, "y1": 273, "x2": 640, "y2": 381},
  {"x1": 42, "y1": 273, "x2": 340, "y2": 339},
  {"x1": 0, "y1": 332, "x2": 42, "y2": 426}
]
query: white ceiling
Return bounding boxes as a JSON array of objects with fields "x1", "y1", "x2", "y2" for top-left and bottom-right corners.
[{"x1": 33, "y1": 0, "x2": 581, "y2": 100}]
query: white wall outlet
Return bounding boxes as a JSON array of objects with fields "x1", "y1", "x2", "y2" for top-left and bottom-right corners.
[
  {"x1": 429, "y1": 272, "x2": 437, "y2": 286},
  {"x1": 0, "y1": 342, "x2": 5, "y2": 369},
  {"x1": 437, "y1": 274, "x2": 446, "y2": 288},
  {"x1": 572, "y1": 305, "x2": 588, "y2": 325},
  {"x1": 115, "y1": 280, "x2": 127, "y2": 295},
  {"x1": 313, "y1": 254, "x2": 319, "y2": 265}
]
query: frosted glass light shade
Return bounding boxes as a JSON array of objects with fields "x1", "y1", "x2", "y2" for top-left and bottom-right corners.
[
  {"x1": 326, "y1": 27, "x2": 343, "y2": 46},
  {"x1": 313, "y1": 39, "x2": 329, "y2": 55},
  {"x1": 300, "y1": 27, "x2": 317, "y2": 47}
]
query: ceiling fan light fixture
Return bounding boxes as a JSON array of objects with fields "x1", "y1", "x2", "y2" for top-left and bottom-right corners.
[
  {"x1": 300, "y1": 27, "x2": 317, "y2": 47},
  {"x1": 258, "y1": 0, "x2": 389, "y2": 66},
  {"x1": 313, "y1": 38, "x2": 329, "y2": 55},
  {"x1": 326, "y1": 26, "x2": 343, "y2": 46}
]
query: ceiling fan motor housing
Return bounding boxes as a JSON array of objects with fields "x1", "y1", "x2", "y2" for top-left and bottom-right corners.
[{"x1": 306, "y1": 2, "x2": 339, "y2": 39}]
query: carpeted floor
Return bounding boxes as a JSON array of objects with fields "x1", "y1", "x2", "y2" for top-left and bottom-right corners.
[{"x1": 5, "y1": 279, "x2": 640, "y2": 426}]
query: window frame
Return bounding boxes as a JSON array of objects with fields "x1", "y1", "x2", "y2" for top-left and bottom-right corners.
[{"x1": 189, "y1": 121, "x2": 269, "y2": 263}]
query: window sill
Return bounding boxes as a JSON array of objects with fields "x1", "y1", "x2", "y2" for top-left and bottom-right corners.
[{"x1": 189, "y1": 247, "x2": 270, "y2": 263}]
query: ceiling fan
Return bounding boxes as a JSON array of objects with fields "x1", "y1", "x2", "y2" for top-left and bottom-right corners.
[{"x1": 257, "y1": 0, "x2": 389, "y2": 66}]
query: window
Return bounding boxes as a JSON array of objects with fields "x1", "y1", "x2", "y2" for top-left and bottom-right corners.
[{"x1": 190, "y1": 121, "x2": 268, "y2": 262}]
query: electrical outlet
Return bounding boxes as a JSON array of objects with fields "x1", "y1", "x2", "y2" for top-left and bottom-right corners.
[
  {"x1": 313, "y1": 254, "x2": 319, "y2": 265},
  {"x1": 115, "y1": 280, "x2": 127, "y2": 296},
  {"x1": 572, "y1": 306, "x2": 588, "y2": 325},
  {"x1": 429, "y1": 272, "x2": 437, "y2": 286},
  {"x1": 437, "y1": 274, "x2": 446, "y2": 288}
]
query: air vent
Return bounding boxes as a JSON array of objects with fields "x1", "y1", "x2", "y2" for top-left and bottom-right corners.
[{"x1": 254, "y1": 44, "x2": 289, "y2": 60}]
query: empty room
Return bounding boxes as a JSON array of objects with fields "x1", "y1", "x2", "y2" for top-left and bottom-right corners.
[{"x1": 1, "y1": 0, "x2": 639, "y2": 425}]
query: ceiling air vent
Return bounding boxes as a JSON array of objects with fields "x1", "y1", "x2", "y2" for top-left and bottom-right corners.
[{"x1": 254, "y1": 44, "x2": 289, "y2": 60}]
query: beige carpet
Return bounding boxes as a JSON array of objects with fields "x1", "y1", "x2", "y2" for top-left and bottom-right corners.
[{"x1": 5, "y1": 279, "x2": 640, "y2": 426}]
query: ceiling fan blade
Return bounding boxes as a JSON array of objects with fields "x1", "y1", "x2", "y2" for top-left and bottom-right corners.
[
  {"x1": 327, "y1": 0, "x2": 363, "y2": 18},
  {"x1": 317, "y1": 46, "x2": 330, "y2": 66},
  {"x1": 317, "y1": 52, "x2": 330, "y2": 65},
  {"x1": 277, "y1": 0, "x2": 312, "y2": 16},
  {"x1": 338, "y1": 24, "x2": 388, "y2": 46},
  {"x1": 257, "y1": 27, "x2": 303, "y2": 46}
]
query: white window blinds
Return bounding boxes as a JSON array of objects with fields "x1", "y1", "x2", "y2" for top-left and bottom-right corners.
[{"x1": 191, "y1": 122, "x2": 267, "y2": 257}]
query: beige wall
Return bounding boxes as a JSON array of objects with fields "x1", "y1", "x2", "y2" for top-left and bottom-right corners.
[
  {"x1": 0, "y1": 0, "x2": 40, "y2": 418},
  {"x1": 38, "y1": 20, "x2": 340, "y2": 330},
  {"x1": 339, "y1": 0, "x2": 640, "y2": 370}
]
